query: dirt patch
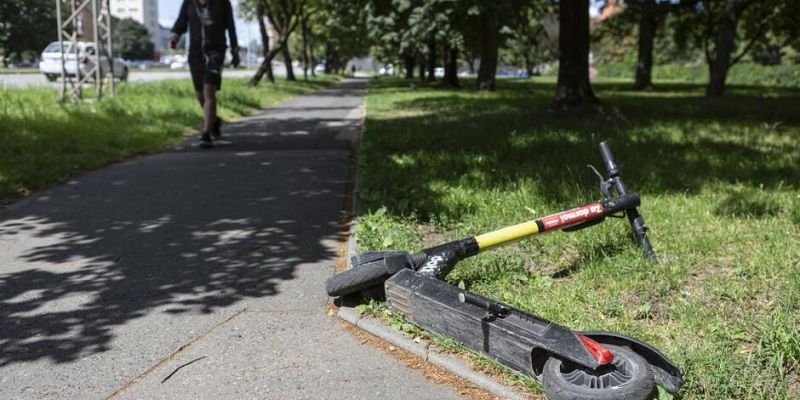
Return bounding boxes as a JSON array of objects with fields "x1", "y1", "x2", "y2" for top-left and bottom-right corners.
[
  {"x1": 342, "y1": 322, "x2": 540, "y2": 400},
  {"x1": 418, "y1": 224, "x2": 447, "y2": 247}
]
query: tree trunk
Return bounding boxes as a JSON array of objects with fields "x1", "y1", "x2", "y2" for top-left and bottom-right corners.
[
  {"x1": 250, "y1": 11, "x2": 275, "y2": 85},
  {"x1": 282, "y1": 44, "x2": 296, "y2": 81},
  {"x1": 476, "y1": 4, "x2": 500, "y2": 91},
  {"x1": 301, "y1": 16, "x2": 309, "y2": 80},
  {"x1": 443, "y1": 45, "x2": 460, "y2": 88},
  {"x1": 403, "y1": 52, "x2": 415, "y2": 79},
  {"x1": 427, "y1": 36, "x2": 436, "y2": 81},
  {"x1": 706, "y1": 0, "x2": 750, "y2": 97},
  {"x1": 524, "y1": 51, "x2": 535, "y2": 78},
  {"x1": 324, "y1": 42, "x2": 333, "y2": 74},
  {"x1": 418, "y1": 55, "x2": 426, "y2": 81},
  {"x1": 309, "y1": 28, "x2": 316, "y2": 77},
  {"x1": 551, "y1": 0, "x2": 596, "y2": 110},
  {"x1": 634, "y1": 0, "x2": 656, "y2": 90}
]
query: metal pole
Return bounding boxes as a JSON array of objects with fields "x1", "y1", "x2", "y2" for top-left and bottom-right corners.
[
  {"x1": 92, "y1": 0, "x2": 102, "y2": 98},
  {"x1": 71, "y1": 0, "x2": 82, "y2": 100},
  {"x1": 57, "y1": 0, "x2": 66, "y2": 102},
  {"x1": 105, "y1": 0, "x2": 115, "y2": 97}
]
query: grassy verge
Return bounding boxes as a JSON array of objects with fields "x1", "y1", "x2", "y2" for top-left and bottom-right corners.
[
  {"x1": 0, "y1": 76, "x2": 338, "y2": 205},
  {"x1": 592, "y1": 62, "x2": 800, "y2": 88},
  {"x1": 0, "y1": 67, "x2": 39, "y2": 74},
  {"x1": 356, "y1": 77, "x2": 800, "y2": 399}
]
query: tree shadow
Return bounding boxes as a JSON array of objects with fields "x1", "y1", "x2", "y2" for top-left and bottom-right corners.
[
  {"x1": 358, "y1": 79, "x2": 800, "y2": 224},
  {"x1": 0, "y1": 85, "x2": 359, "y2": 367}
]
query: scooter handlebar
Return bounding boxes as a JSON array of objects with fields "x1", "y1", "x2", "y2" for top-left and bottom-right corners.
[
  {"x1": 598, "y1": 141, "x2": 658, "y2": 262},
  {"x1": 599, "y1": 141, "x2": 621, "y2": 179}
]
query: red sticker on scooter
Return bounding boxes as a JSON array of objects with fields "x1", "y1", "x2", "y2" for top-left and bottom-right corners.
[{"x1": 540, "y1": 202, "x2": 604, "y2": 231}]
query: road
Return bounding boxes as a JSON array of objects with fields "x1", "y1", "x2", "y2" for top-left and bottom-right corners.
[{"x1": 0, "y1": 66, "x2": 304, "y2": 89}]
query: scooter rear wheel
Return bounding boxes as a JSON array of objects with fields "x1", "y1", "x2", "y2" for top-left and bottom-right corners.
[{"x1": 542, "y1": 344, "x2": 655, "y2": 400}]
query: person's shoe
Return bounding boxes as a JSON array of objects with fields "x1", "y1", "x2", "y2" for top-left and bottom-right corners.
[
  {"x1": 212, "y1": 118, "x2": 224, "y2": 138},
  {"x1": 199, "y1": 131, "x2": 214, "y2": 149}
]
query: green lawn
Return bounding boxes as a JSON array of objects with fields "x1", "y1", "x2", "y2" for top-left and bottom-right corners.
[
  {"x1": 355, "y1": 77, "x2": 800, "y2": 399},
  {"x1": 0, "y1": 76, "x2": 338, "y2": 205}
]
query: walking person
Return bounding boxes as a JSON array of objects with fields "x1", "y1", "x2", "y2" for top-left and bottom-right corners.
[{"x1": 169, "y1": 0, "x2": 240, "y2": 148}]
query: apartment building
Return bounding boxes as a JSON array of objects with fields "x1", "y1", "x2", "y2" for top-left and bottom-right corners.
[{"x1": 109, "y1": 0, "x2": 160, "y2": 49}]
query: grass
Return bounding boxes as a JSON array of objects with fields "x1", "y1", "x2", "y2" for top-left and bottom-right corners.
[
  {"x1": 355, "y1": 76, "x2": 800, "y2": 399},
  {"x1": 0, "y1": 67, "x2": 39, "y2": 74},
  {"x1": 0, "y1": 76, "x2": 338, "y2": 205}
]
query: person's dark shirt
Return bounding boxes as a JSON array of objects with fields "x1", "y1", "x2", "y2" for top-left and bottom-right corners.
[{"x1": 171, "y1": 0, "x2": 238, "y2": 54}]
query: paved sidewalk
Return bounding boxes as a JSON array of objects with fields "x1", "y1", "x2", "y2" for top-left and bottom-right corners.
[{"x1": 0, "y1": 79, "x2": 461, "y2": 399}]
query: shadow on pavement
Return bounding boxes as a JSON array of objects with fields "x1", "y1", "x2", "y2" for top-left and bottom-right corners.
[{"x1": 0, "y1": 81, "x2": 363, "y2": 368}]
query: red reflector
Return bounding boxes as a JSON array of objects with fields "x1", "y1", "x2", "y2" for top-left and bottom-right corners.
[{"x1": 576, "y1": 333, "x2": 613, "y2": 365}]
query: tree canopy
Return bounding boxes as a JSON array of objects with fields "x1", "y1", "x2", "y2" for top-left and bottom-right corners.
[{"x1": 112, "y1": 17, "x2": 154, "y2": 61}]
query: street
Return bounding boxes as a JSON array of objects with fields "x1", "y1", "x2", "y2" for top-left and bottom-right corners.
[{"x1": 0, "y1": 65, "x2": 304, "y2": 89}]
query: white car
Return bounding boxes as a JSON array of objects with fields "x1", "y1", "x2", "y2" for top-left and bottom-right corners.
[{"x1": 39, "y1": 41, "x2": 129, "y2": 82}]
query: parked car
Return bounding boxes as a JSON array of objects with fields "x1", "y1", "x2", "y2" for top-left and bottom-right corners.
[
  {"x1": 379, "y1": 63, "x2": 395, "y2": 76},
  {"x1": 39, "y1": 41, "x2": 128, "y2": 82}
]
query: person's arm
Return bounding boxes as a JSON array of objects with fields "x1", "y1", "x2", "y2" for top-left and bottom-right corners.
[
  {"x1": 169, "y1": 0, "x2": 190, "y2": 48},
  {"x1": 225, "y1": 0, "x2": 239, "y2": 51},
  {"x1": 225, "y1": 0, "x2": 240, "y2": 66}
]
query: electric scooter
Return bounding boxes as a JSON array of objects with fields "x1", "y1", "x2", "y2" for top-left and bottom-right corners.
[{"x1": 327, "y1": 142, "x2": 682, "y2": 399}]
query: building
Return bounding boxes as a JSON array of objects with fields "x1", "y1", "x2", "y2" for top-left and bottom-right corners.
[{"x1": 109, "y1": 0, "x2": 160, "y2": 49}]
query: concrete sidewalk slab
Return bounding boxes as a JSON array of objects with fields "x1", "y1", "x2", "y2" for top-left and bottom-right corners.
[
  {"x1": 117, "y1": 312, "x2": 459, "y2": 400},
  {"x1": 0, "y1": 79, "x2": 462, "y2": 399}
]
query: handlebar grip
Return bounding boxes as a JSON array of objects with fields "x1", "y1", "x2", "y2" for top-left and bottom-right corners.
[{"x1": 598, "y1": 141, "x2": 621, "y2": 179}]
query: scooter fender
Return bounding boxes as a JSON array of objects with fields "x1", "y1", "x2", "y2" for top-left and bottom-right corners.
[{"x1": 579, "y1": 331, "x2": 683, "y2": 394}]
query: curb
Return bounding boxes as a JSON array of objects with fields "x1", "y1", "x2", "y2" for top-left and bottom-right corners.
[
  {"x1": 335, "y1": 82, "x2": 530, "y2": 400},
  {"x1": 337, "y1": 306, "x2": 529, "y2": 400}
]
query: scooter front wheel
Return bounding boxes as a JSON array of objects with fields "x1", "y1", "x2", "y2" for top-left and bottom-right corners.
[
  {"x1": 542, "y1": 344, "x2": 655, "y2": 400},
  {"x1": 325, "y1": 260, "x2": 390, "y2": 297}
]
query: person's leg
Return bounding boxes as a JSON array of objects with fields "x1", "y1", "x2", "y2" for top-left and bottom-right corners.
[
  {"x1": 203, "y1": 83, "x2": 217, "y2": 134},
  {"x1": 195, "y1": 91, "x2": 205, "y2": 108},
  {"x1": 203, "y1": 51, "x2": 224, "y2": 138}
]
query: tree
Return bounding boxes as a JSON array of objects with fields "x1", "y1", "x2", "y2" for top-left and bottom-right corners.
[
  {"x1": 113, "y1": 18, "x2": 154, "y2": 60},
  {"x1": 316, "y1": 0, "x2": 369, "y2": 74},
  {"x1": 551, "y1": 0, "x2": 595, "y2": 110},
  {"x1": 0, "y1": 0, "x2": 57, "y2": 65},
  {"x1": 475, "y1": 0, "x2": 541, "y2": 91},
  {"x1": 633, "y1": 0, "x2": 657, "y2": 89},
  {"x1": 475, "y1": 2, "x2": 501, "y2": 90},
  {"x1": 244, "y1": 0, "x2": 306, "y2": 86},
  {"x1": 498, "y1": 1, "x2": 555, "y2": 82},
  {"x1": 673, "y1": 0, "x2": 797, "y2": 97}
]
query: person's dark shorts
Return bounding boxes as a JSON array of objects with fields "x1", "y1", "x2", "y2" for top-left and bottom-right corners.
[{"x1": 189, "y1": 50, "x2": 224, "y2": 92}]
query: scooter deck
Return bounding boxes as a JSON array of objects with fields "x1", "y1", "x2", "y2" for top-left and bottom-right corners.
[
  {"x1": 384, "y1": 269, "x2": 683, "y2": 393},
  {"x1": 385, "y1": 268, "x2": 596, "y2": 377}
]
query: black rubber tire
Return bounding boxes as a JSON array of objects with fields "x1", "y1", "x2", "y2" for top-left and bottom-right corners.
[
  {"x1": 542, "y1": 344, "x2": 656, "y2": 400},
  {"x1": 325, "y1": 260, "x2": 391, "y2": 297}
]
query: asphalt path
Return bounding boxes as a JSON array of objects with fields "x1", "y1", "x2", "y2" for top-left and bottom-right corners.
[
  {"x1": 0, "y1": 78, "x2": 461, "y2": 399},
  {"x1": 0, "y1": 66, "x2": 301, "y2": 89}
]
